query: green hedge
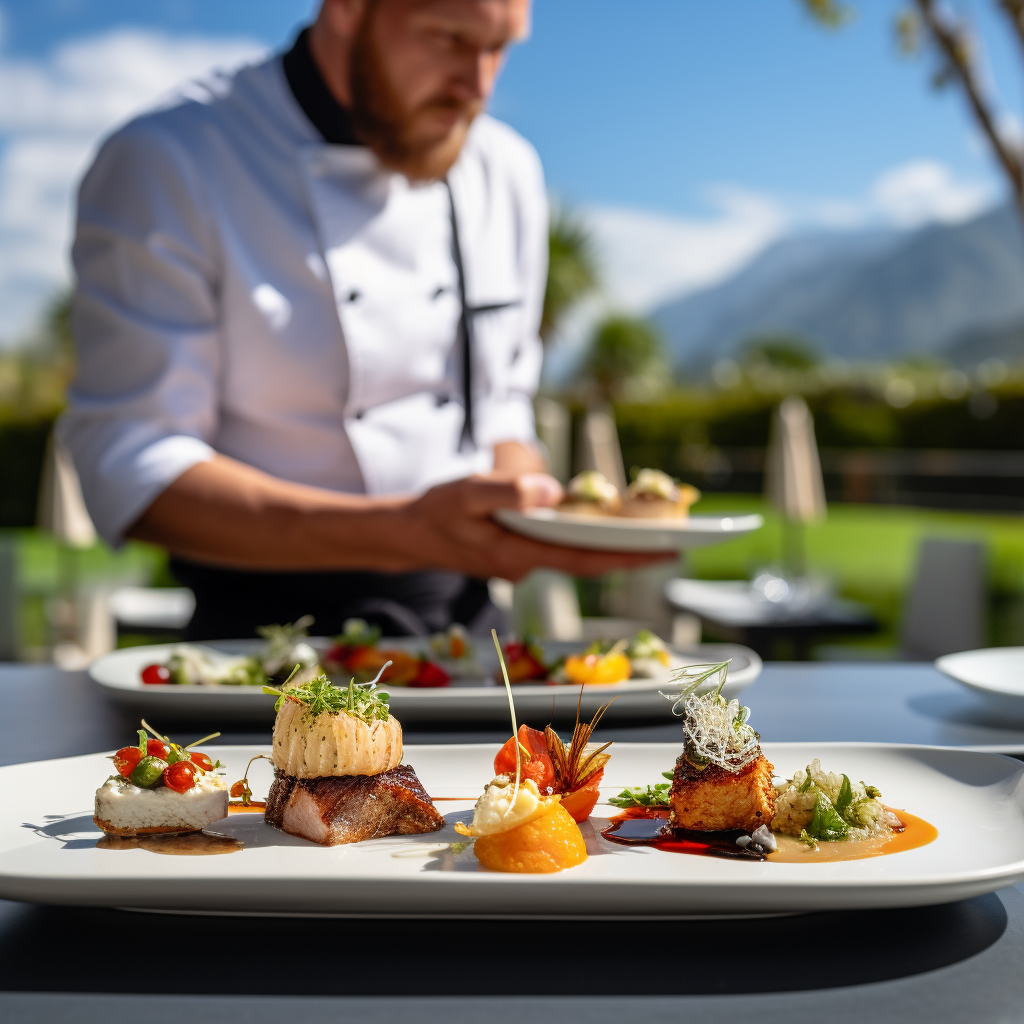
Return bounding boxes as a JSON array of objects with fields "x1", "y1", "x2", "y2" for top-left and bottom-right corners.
[{"x1": 0, "y1": 418, "x2": 55, "y2": 527}]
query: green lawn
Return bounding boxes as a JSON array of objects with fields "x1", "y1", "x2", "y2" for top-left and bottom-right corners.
[{"x1": 687, "y1": 495, "x2": 1024, "y2": 649}]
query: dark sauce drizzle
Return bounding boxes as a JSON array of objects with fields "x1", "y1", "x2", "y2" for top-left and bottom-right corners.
[{"x1": 601, "y1": 815, "x2": 766, "y2": 861}]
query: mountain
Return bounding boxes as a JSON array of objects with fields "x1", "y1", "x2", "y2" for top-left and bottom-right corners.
[{"x1": 650, "y1": 204, "x2": 1024, "y2": 368}]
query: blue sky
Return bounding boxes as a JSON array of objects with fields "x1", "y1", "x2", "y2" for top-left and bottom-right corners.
[{"x1": 0, "y1": 0, "x2": 1020, "y2": 341}]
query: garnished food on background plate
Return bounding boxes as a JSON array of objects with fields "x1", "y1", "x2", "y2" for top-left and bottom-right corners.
[
  {"x1": 323, "y1": 618, "x2": 450, "y2": 688},
  {"x1": 428, "y1": 623, "x2": 482, "y2": 678},
  {"x1": 139, "y1": 616, "x2": 319, "y2": 687},
  {"x1": 497, "y1": 636, "x2": 549, "y2": 683},
  {"x1": 261, "y1": 665, "x2": 445, "y2": 845},
  {"x1": 559, "y1": 470, "x2": 622, "y2": 516},
  {"x1": 94, "y1": 722, "x2": 227, "y2": 836},
  {"x1": 455, "y1": 632, "x2": 591, "y2": 874},
  {"x1": 620, "y1": 468, "x2": 701, "y2": 520},
  {"x1": 561, "y1": 640, "x2": 632, "y2": 686},
  {"x1": 527, "y1": 629, "x2": 675, "y2": 687},
  {"x1": 604, "y1": 661, "x2": 937, "y2": 862}
]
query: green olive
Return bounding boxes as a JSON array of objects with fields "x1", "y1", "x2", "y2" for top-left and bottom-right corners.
[{"x1": 129, "y1": 755, "x2": 168, "y2": 787}]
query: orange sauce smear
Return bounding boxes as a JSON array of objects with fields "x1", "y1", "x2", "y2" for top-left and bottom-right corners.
[
  {"x1": 769, "y1": 809, "x2": 938, "y2": 864},
  {"x1": 228, "y1": 800, "x2": 266, "y2": 813}
]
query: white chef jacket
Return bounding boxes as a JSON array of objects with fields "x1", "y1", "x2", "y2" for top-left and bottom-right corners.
[{"x1": 60, "y1": 53, "x2": 547, "y2": 545}]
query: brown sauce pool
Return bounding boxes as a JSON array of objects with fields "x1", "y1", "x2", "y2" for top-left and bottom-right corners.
[
  {"x1": 601, "y1": 806, "x2": 937, "y2": 863},
  {"x1": 97, "y1": 832, "x2": 242, "y2": 855}
]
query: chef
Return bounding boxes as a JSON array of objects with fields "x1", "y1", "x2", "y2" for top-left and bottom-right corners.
[{"x1": 60, "y1": 0, "x2": 662, "y2": 640}]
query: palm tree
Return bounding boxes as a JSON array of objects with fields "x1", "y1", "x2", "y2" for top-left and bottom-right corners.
[
  {"x1": 542, "y1": 205, "x2": 599, "y2": 343},
  {"x1": 583, "y1": 315, "x2": 669, "y2": 402}
]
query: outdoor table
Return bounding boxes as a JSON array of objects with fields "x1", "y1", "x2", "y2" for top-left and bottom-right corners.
[
  {"x1": 666, "y1": 578, "x2": 879, "y2": 659},
  {"x1": 3, "y1": 660, "x2": 1024, "y2": 1023}
]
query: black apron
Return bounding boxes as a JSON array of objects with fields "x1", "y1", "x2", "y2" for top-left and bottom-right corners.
[{"x1": 173, "y1": 30, "x2": 504, "y2": 642}]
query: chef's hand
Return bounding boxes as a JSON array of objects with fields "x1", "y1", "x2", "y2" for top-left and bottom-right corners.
[{"x1": 398, "y1": 472, "x2": 675, "y2": 582}]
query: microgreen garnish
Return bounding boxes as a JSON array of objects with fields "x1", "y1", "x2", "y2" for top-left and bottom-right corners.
[
  {"x1": 263, "y1": 665, "x2": 391, "y2": 723},
  {"x1": 492, "y1": 628, "x2": 521, "y2": 817}
]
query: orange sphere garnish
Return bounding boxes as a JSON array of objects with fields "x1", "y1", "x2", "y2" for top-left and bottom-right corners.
[{"x1": 474, "y1": 802, "x2": 588, "y2": 874}]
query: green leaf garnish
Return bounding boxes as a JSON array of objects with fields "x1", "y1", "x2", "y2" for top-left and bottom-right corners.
[
  {"x1": 806, "y1": 791, "x2": 850, "y2": 841},
  {"x1": 609, "y1": 783, "x2": 672, "y2": 808},
  {"x1": 264, "y1": 671, "x2": 391, "y2": 724},
  {"x1": 835, "y1": 774, "x2": 853, "y2": 816}
]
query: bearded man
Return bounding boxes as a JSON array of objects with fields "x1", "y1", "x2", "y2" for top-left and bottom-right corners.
[{"x1": 61, "y1": 0, "x2": 659, "y2": 640}]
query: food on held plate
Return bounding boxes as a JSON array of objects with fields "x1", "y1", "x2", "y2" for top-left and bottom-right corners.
[
  {"x1": 559, "y1": 470, "x2": 622, "y2": 516},
  {"x1": 323, "y1": 618, "x2": 450, "y2": 688},
  {"x1": 620, "y1": 469, "x2": 700, "y2": 520},
  {"x1": 94, "y1": 723, "x2": 227, "y2": 836},
  {"x1": 139, "y1": 616, "x2": 319, "y2": 688},
  {"x1": 262, "y1": 666, "x2": 445, "y2": 845}
]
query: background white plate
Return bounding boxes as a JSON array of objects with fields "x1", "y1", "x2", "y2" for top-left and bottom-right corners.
[
  {"x1": 3, "y1": 742, "x2": 1022, "y2": 917},
  {"x1": 936, "y1": 647, "x2": 1024, "y2": 720},
  {"x1": 494, "y1": 508, "x2": 764, "y2": 552},
  {"x1": 88, "y1": 639, "x2": 762, "y2": 723}
]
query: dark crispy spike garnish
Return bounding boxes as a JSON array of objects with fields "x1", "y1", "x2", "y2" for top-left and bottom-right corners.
[{"x1": 544, "y1": 686, "x2": 616, "y2": 792}]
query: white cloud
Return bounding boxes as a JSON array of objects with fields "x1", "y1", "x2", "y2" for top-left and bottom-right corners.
[
  {"x1": 868, "y1": 159, "x2": 992, "y2": 227},
  {"x1": 583, "y1": 186, "x2": 787, "y2": 314},
  {"x1": 0, "y1": 27, "x2": 265, "y2": 344}
]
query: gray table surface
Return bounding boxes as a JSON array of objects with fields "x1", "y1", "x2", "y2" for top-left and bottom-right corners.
[{"x1": 3, "y1": 660, "x2": 1024, "y2": 1023}]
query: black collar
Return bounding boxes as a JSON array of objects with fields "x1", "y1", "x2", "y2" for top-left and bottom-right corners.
[{"x1": 282, "y1": 27, "x2": 360, "y2": 146}]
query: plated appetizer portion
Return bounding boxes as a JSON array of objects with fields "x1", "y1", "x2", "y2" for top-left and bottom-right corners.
[
  {"x1": 139, "y1": 617, "x2": 319, "y2": 688},
  {"x1": 621, "y1": 469, "x2": 701, "y2": 520},
  {"x1": 498, "y1": 629, "x2": 678, "y2": 687},
  {"x1": 94, "y1": 723, "x2": 227, "y2": 836},
  {"x1": 323, "y1": 618, "x2": 450, "y2": 688},
  {"x1": 604, "y1": 662, "x2": 937, "y2": 863},
  {"x1": 556, "y1": 468, "x2": 700, "y2": 521},
  {"x1": 559, "y1": 470, "x2": 622, "y2": 516},
  {"x1": 454, "y1": 633, "x2": 606, "y2": 874},
  {"x1": 263, "y1": 667, "x2": 445, "y2": 845}
]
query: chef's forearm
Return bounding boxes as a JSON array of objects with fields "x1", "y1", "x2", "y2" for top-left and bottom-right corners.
[{"x1": 126, "y1": 453, "x2": 415, "y2": 571}]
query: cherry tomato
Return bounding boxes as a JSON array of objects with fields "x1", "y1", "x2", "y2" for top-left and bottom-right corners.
[
  {"x1": 140, "y1": 664, "x2": 171, "y2": 685},
  {"x1": 189, "y1": 751, "x2": 214, "y2": 772},
  {"x1": 494, "y1": 725, "x2": 555, "y2": 791},
  {"x1": 408, "y1": 660, "x2": 450, "y2": 688},
  {"x1": 163, "y1": 759, "x2": 198, "y2": 793},
  {"x1": 113, "y1": 746, "x2": 143, "y2": 778},
  {"x1": 146, "y1": 739, "x2": 168, "y2": 759}
]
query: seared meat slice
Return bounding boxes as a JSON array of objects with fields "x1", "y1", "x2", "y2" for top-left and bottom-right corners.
[
  {"x1": 670, "y1": 753, "x2": 776, "y2": 832},
  {"x1": 265, "y1": 764, "x2": 445, "y2": 845}
]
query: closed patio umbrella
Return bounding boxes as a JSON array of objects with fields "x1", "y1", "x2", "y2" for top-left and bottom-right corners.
[{"x1": 764, "y1": 396, "x2": 826, "y2": 576}]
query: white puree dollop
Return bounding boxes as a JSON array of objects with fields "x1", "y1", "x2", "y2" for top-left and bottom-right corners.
[
  {"x1": 95, "y1": 772, "x2": 228, "y2": 832},
  {"x1": 467, "y1": 776, "x2": 555, "y2": 836}
]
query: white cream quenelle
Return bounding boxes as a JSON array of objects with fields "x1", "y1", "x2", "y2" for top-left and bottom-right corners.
[{"x1": 272, "y1": 699, "x2": 403, "y2": 778}]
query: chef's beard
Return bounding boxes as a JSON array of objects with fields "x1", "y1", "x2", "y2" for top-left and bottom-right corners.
[{"x1": 348, "y1": 9, "x2": 482, "y2": 182}]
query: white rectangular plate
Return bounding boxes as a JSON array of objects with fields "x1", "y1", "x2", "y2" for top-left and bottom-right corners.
[
  {"x1": 494, "y1": 508, "x2": 764, "y2": 552},
  {"x1": 3, "y1": 742, "x2": 1024, "y2": 917},
  {"x1": 88, "y1": 640, "x2": 762, "y2": 723}
]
